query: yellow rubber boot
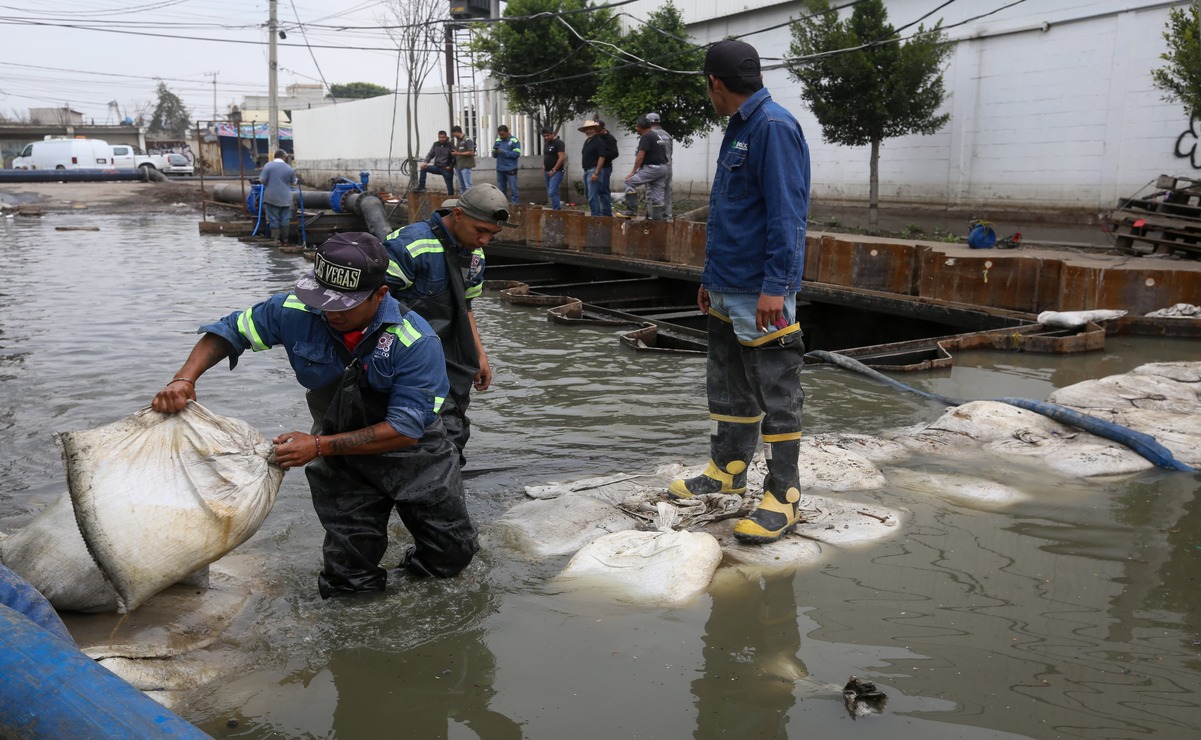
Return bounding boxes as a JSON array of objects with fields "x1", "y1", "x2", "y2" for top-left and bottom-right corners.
[
  {"x1": 733, "y1": 486, "x2": 802, "y2": 544},
  {"x1": 668, "y1": 459, "x2": 748, "y2": 499}
]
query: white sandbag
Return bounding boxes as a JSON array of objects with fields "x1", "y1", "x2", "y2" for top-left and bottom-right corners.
[
  {"x1": 56, "y1": 402, "x2": 282, "y2": 613},
  {"x1": 797, "y1": 437, "x2": 890, "y2": 491},
  {"x1": 0, "y1": 492, "x2": 211, "y2": 613},
  {"x1": 495, "y1": 492, "x2": 640, "y2": 558},
  {"x1": 0, "y1": 493, "x2": 119, "y2": 612},
  {"x1": 557, "y1": 505, "x2": 723, "y2": 604},
  {"x1": 1036, "y1": 309, "x2": 1126, "y2": 328}
]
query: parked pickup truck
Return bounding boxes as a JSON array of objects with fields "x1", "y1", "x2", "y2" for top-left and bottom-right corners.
[{"x1": 109, "y1": 144, "x2": 169, "y2": 171}]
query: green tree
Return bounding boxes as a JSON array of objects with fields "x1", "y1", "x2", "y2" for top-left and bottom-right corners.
[
  {"x1": 593, "y1": 1, "x2": 719, "y2": 147},
  {"x1": 148, "y1": 81, "x2": 192, "y2": 135},
  {"x1": 788, "y1": 0, "x2": 953, "y2": 226},
  {"x1": 472, "y1": 0, "x2": 616, "y2": 132},
  {"x1": 1151, "y1": 1, "x2": 1201, "y2": 119},
  {"x1": 328, "y1": 82, "x2": 392, "y2": 100}
]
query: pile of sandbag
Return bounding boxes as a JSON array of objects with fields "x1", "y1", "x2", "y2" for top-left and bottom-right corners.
[{"x1": 0, "y1": 403, "x2": 281, "y2": 613}]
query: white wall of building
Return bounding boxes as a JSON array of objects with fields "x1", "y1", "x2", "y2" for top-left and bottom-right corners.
[{"x1": 292, "y1": 0, "x2": 1194, "y2": 210}]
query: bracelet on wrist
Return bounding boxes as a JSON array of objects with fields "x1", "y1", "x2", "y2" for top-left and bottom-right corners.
[
  {"x1": 169, "y1": 377, "x2": 194, "y2": 387},
  {"x1": 314, "y1": 435, "x2": 322, "y2": 458}
]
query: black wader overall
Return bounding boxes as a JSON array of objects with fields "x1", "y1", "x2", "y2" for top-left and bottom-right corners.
[
  {"x1": 398, "y1": 223, "x2": 480, "y2": 465},
  {"x1": 304, "y1": 340, "x2": 478, "y2": 599}
]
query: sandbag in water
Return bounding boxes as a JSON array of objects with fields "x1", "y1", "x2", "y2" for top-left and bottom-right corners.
[{"x1": 56, "y1": 402, "x2": 282, "y2": 613}]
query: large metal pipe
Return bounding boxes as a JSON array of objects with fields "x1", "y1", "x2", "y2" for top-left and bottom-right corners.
[
  {"x1": 0, "y1": 168, "x2": 165, "y2": 183},
  {"x1": 210, "y1": 185, "x2": 394, "y2": 241},
  {"x1": 211, "y1": 183, "x2": 329, "y2": 209}
]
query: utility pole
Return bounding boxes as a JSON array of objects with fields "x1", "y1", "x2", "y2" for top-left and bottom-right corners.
[
  {"x1": 204, "y1": 71, "x2": 218, "y2": 121},
  {"x1": 445, "y1": 24, "x2": 455, "y2": 126},
  {"x1": 268, "y1": 0, "x2": 280, "y2": 157}
]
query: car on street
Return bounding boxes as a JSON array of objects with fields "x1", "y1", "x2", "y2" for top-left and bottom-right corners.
[{"x1": 162, "y1": 153, "x2": 194, "y2": 176}]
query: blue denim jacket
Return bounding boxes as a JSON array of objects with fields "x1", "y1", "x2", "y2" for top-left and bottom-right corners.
[
  {"x1": 199, "y1": 292, "x2": 448, "y2": 439},
  {"x1": 702, "y1": 87, "x2": 810, "y2": 296}
]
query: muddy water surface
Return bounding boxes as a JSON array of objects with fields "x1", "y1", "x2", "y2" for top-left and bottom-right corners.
[{"x1": 1, "y1": 213, "x2": 1198, "y2": 739}]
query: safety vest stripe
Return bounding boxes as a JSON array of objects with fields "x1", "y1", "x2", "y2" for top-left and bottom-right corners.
[
  {"x1": 237, "y1": 308, "x2": 269, "y2": 351},
  {"x1": 283, "y1": 295, "x2": 308, "y2": 311},
  {"x1": 405, "y1": 238, "x2": 443, "y2": 257},
  {"x1": 385, "y1": 227, "x2": 404, "y2": 240},
  {"x1": 464, "y1": 284, "x2": 483, "y2": 300},
  {"x1": 434, "y1": 396, "x2": 445, "y2": 413},
  {"x1": 762, "y1": 431, "x2": 803, "y2": 443}
]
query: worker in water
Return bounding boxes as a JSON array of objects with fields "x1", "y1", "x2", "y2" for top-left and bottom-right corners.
[
  {"x1": 151, "y1": 232, "x2": 478, "y2": 597},
  {"x1": 382, "y1": 183, "x2": 514, "y2": 466}
]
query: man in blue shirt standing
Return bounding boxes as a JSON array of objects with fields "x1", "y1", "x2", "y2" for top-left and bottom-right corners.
[
  {"x1": 492, "y1": 125, "x2": 522, "y2": 205},
  {"x1": 259, "y1": 149, "x2": 297, "y2": 245},
  {"x1": 668, "y1": 40, "x2": 811, "y2": 546},
  {"x1": 151, "y1": 233, "x2": 478, "y2": 598}
]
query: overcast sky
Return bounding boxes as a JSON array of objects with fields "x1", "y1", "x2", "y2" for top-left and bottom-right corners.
[{"x1": 0, "y1": 0, "x2": 438, "y2": 124}]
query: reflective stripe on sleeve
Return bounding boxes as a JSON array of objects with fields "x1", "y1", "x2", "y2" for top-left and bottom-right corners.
[
  {"x1": 237, "y1": 308, "x2": 269, "y2": 351},
  {"x1": 387, "y1": 259, "x2": 414, "y2": 288},
  {"x1": 434, "y1": 396, "x2": 445, "y2": 413},
  {"x1": 386, "y1": 319, "x2": 423, "y2": 347},
  {"x1": 405, "y1": 238, "x2": 443, "y2": 257}
]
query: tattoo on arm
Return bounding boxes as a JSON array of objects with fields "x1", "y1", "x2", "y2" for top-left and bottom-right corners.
[{"x1": 328, "y1": 427, "x2": 377, "y2": 454}]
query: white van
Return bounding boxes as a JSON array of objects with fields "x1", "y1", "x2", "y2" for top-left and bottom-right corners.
[{"x1": 10, "y1": 138, "x2": 113, "y2": 170}]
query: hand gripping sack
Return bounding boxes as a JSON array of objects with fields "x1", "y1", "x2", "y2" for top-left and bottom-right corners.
[{"x1": 55, "y1": 403, "x2": 283, "y2": 613}]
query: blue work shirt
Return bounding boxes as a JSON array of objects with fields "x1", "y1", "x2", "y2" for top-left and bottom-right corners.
[
  {"x1": 383, "y1": 212, "x2": 486, "y2": 306},
  {"x1": 199, "y1": 292, "x2": 448, "y2": 440},
  {"x1": 492, "y1": 136, "x2": 522, "y2": 172},
  {"x1": 702, "y1": 87, "x2": 810, "y2": 296}
]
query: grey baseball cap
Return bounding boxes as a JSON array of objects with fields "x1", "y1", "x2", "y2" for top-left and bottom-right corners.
[{"x1": 443, "y1": 183, "x2": 517, "y2": 227}]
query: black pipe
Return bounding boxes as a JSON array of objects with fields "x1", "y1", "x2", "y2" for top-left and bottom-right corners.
[
  {"x1": 212, "y1": 184, "x2": 332, "y2": 210},
  {"x1": 0, "y1": 168, "x2": 164, "y2": 183},
  {"x1": 344, "y1": 192, "x2": 391, "y2": 242}
]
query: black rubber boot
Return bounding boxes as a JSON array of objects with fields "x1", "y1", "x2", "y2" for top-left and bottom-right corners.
[
  {"x1": 733, "y1": 322, "x2": 806, "y2": 545},
  {"x1": 670, "y1": 312, "x2": 761, "y2": 498},
  {"x1": 735, "y1": 438, "x2": 803, "y2": 544},
  {"x1": 668, "y1": 420, "x2": 759, "y2": 498}
]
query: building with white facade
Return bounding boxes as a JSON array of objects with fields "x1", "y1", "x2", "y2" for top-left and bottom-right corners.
[{"x1": 294, "y1": 0, "x2": 1194, "y2": 212}]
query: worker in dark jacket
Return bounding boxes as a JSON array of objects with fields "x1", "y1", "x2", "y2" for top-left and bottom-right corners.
[
  {"x1": 152, "y1": 233, "x2": 478, "y2": 598},
  {"x1": 417, "y1": 130, "x2": 456, "y2": 194},
  {"x1": 382, "y1": 184, "x2": 514, "y2": 465}
]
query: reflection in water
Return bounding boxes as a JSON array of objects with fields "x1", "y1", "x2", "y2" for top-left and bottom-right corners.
[
  {"x1": 693, "y1": 570, "x2": 808, "y2": 739},
  {"x1": 327, "y1": 629, "x2": 522, "y2": 739}
]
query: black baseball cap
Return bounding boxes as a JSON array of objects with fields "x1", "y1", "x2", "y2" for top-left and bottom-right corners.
[
  {"x1": 704, "y1": 39, "x2": 761, "y2": 81},
  {"x1": 294, "y1": 232, "x2": 387, "y2": 311}
]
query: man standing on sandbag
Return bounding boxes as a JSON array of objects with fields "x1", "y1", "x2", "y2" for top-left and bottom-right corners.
[
  {"x1": 668, "y1": 40, "x2": 810, "y2": 545},
  {"x1": 151, "y1": 233, "x2": 478, "y2": 598}
]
